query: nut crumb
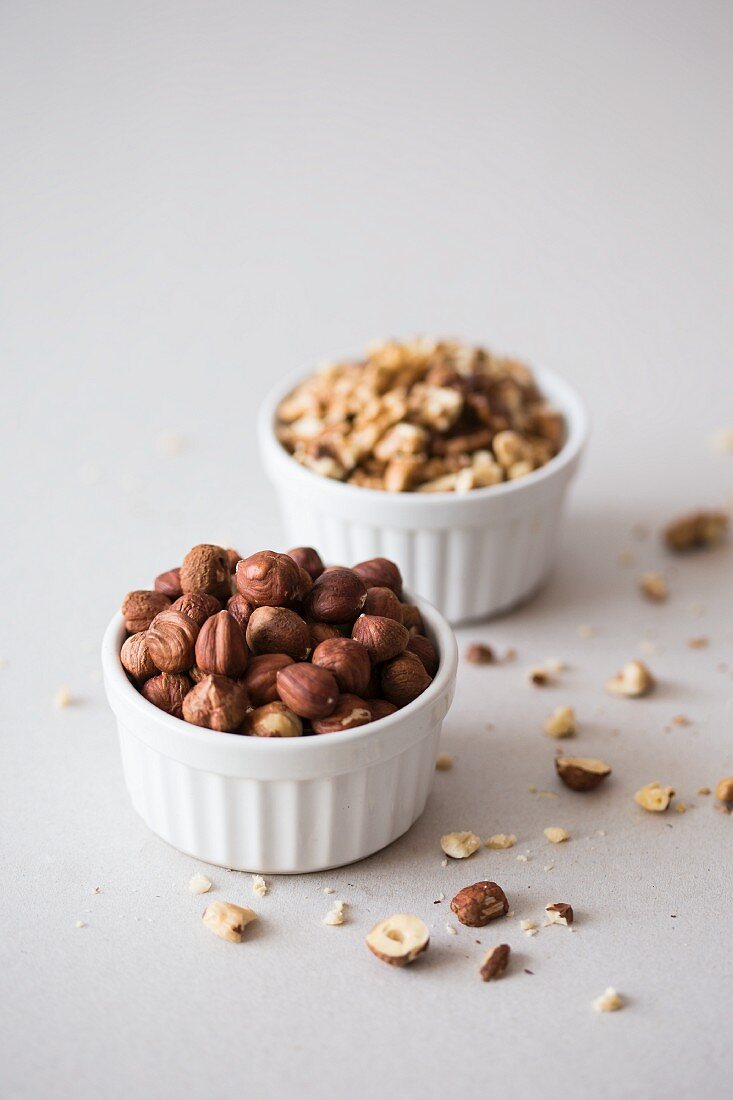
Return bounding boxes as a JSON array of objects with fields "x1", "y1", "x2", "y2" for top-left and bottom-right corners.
[
  {"x1": 440, "y1": 831, "x2": 481, "y2": 859},
  {"x1": 544, "y1": 864, "x2": 554, "y2": 872},
  {"x1": 92, "y1": 886, "x2": 101, "y2": 894},
  {"x1": 465, "y1": 643, "x2": 496, "y2": 665},
  {"x1": 201, "y1": 900, "x2": 256, "y2": 942},
  {"x1": 639, "y1": 572, "x2": 668, "y2": 602},
  {"x1": 593, "y1": 987, "x2": 623, "y2": 1013},
  {"x1": 544, "y1": 705, "x2": 576, "y2": 738},
  {"x1": 618, "y1": 549, "x2": 635, "y2": 566},
  {"x1": 545, "y1": 902, "x2": 573, "y2": 926},
  {"x1": 671, "y1": 714, "x2": 691, "y2": 727},
  {"x1": 441, "y1": 858, "x2": 448, "y2": 868},
  {"x1": 156, "y1": 429, "x2": 186, "y2": 456},
  {"x1": 697, "y1": 787, "x2": 711, "y2": 796},
  {"x1": 252, "y1": 875, "x2": 267, "y2": 897},
  {"x1": 516, "y1": 854, "x2": 529, "y2": 862},
  {"x1": 544, "y1": 827, "x2": 570, "y2": 844},
  {"x1": 528, "y1": 666, "x2": 553, "y2": 686},
  {"x1": 54, "y1": 687, "x2": 73, "y2": 709},
  {"x1": 75, "y1": 920, "x2": 86, "y2": 929},
  {"x1": 189, "y1": 873, "x2": 212, "y2": 895},
  {"x1": 446, "y1": 924, "x2": 458, "y2": 936},
  {"x1": 578, "y1": 625, "x2": 596, "y2": 639},
  {"x1": 635, "y1": 782, "x2": 675, "y2": 812},
  {"x1": 715, "y1": 777, "x2": 733, "y2": 804},
  {"x1": 435, "y1": 753, "x2": 453, "y2": 770},
  {"x1": 324, "y1": 900, "x2": 347, "y2": 926},
  {"x1": 485, "y1": 833, "x2": 517, "y2": 850},
  {"x1": 479, "y1": 943, "x2": 510, "y2": 981},
  {"x1": 664, "y1": 510, "x2": 728, "y2": 552},
  {"x1": 688, "y1": 636, "x2": 709, "y2": 649},
  {"x1": 711, "y1": 427, "x2": 733, "y2": 453},
  {"x1": 675, "y1": 802, "x2": 687, "y2": 814},
  {"x1": 606, "y1": 660, "x2": 655, "y2": 698},
  {"x1": 323, "y1": 886, "x2": 335, "y2": 895}
]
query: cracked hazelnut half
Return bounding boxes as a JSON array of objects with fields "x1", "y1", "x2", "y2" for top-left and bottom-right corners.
[
  {"x1": 201, "y1": 900, "x2": 257, "y2": 942},
  {"x1": 276, "y1": 663, "x2": 338, "y2": 719},
  {"x1": 311, "y1": 637, "x2": 371, "y2": 695},
  {"x1": 365, "y1": 914, "x2": 429, "y2": 966},
  {"x1": 146, "y1": 610, "x2": 199, "y2": 673},
  {"x1": 352, "y1": 614, "x2": 409, "y2": 664},
  {"x1": 243, "y1": 701, "x2": 303, "y2": 738},
  {"x1": 246, "y1": 606, "x2": 310, "y2": 661},
  {"x1": 121, "y1": 590, "x2": 171, "y2": 633},
  {"x1": 479, "y1": 943, "x2": 510, "y2": 982},
  {"x1": 555, "y1": 755, "x2": 612, "y2": 791},
  {"x1": 196, "y1": 610, "x2": 249, "y2": 677},
  {"x1": 450, "y1": 882, "x2": 508, "y2": 927}
]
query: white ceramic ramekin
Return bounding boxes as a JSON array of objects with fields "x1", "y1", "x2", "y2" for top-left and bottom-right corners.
[
  {"x1": 102, "y1": 593, "x2": 457, "y2": 874},
  {"x1": 258, "y1": 365, "x2": 588, "y2": 624}
]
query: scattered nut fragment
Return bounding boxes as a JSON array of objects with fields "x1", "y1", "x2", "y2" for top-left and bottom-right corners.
[
  {"x1": 555, "y1": 756, "x2": 612, "y2": 792},
  {"x1": 201, "y1": 901, "x2": 257, "y2": 943},
  {"x1": 445, "y1": 923, "x2": 458, "y2": 935},
  {"x1": 485, "y1": 833, "x2": 516, "y2": 849},
  {"x1": 635, "y1": 782, "x2": 675, "y2": 812},
  {"x1": 465, "y1": 643, "x2": 496, "y2": 665},
  {"x1": 435, "y1": 753, "x2": 453, "y2": 770},
  {"x1": 451, "y1": 882, "x2": 508, "y2": 927},
  {"x1": 544, "y1": 827, "x2": 570, "y2": 843},
  {"x1": 479, "y1": 943, "x2": 510, "y2": 982},
  {"x1": 664, "y1": 511, "x2": 728, "y2": 552},
  {"x1": 697, "y1": 787, "x2": 711, "y2": 797},
  {"x1": 715, "y1": 777, "x2": 733, "y2": 805},
  {"x1": 189, "y1": 873, "x2": 212, "y2": 895},
  {"x1": 687, "y1": 636, "x2": 709, "y2": 649},
  {"x1": 54, "y1": 686, "x2": 73, "y2": 709},
  {"x1": 711, "y1": 427, "x2": 733, "y2": 453},
  {"x1": 593, "y1": 987, "x2": 623, "y2": 1013},
  {"x1": 639, "y1": 572, "x2": 668, "y2": 602},
  {"x1": 323, "y1": 900, "x2": 347, "y2": 926},
  {"x1": 544, "y1": 705, "x2": 576, "y2": 738},
  {"x1": 606, "y1": 660, "x2": 655, "y2": 698},
  {"x1": 529, "y1": 666, "x2": 552, "y2": 686},
  {"x1": 545, "y1": 902, "x2": 573, "y2": 926},
  {"x1": 675, "y1": 803, "x2": 687, "y2": 814},
  {"x1": 243, "y1": 701, "x2": 303, "y2": 738},
  {"x1": 578, "y1": 624, "x2": 596, "y2": 639},
  {"x1": 365, "y1": 914, "x2": 429, "y2": 966},
  {"x1": 441, "y1": 831, "x2": 481, "y2": 859},
  {"x1": 252, "y1": 875, "x2": 267, "y2": 897},
  {"x1": 520, "y1": 919, "x2": 537, "y2": 936}
]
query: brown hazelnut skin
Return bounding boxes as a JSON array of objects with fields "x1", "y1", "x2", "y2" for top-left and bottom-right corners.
[
  {"x1": 367, "y1": 698, "x2": 398, "y2": 722},
  {"x1": 308, "y1": 621, "x2": 343, "y2": 647},
  {"x1": 121, "y1": 590, "x2": 171, "y2": 633},
  {"x1": 141, "y1": 672, "x2": 191, "y2": 719},
  {"x1": 380, "y1": 651, "x2": 431, "y2": 707},
  {"x1": 450, "y1": 882, "x2": 508, "y2": 927},
  {"x1": 154, "y1": 568, "x2": 182, "y2": 599},
  {"x1": 181, "y1": 675, "x2": 248, "y2": 732},
  {"x1": 195, "y1": 610, "x2": 249, "y2": 678},
  {"x1": 120, "y1": 631, "x2": 156, "y2": 682},
  {"x1": 312, "y1": 694, "x2": 372, "y2": 734},
  {"x1": 276, "y1": 663, "x2": 339, "y2": 719},
  {"x1": 287, "y1": 546, "x2": 325, "y2": 581},
  {"x1": 400, "y1": 604, "x2": 424, "y2": 635},
  {"x1": 235, "y1": 551, "x2": 302, "y2": 608},
  {"x1": 312, "y1": 637, "x2": 371, "y2": 696},
  {"x1": 243, "y1": 702, "x2": 303, "y2": 738},
  {"x1": 294, "y1": 566, "x2": 313, "y2": 602},
  {"x1": 242, "y1": 653, "x2": 294, "y2": 706},
  {"x1": 225, "y1": 548, "x2": 242, "y2": 573},
  {"x1": 363, "y1": 586, "x2": 403, "y2": 622},
  {"x1": 352, "y1": 614, "x2": 409, "y2": 664},
  {"x1": 171, "y1": 592, "x2": 222, "y2": 627},
  {"x1": 180, "y1": 544, "x2": 231, "y2": 603},
  {"x1": 407, "y1": 634, "x2": 439, "y2": 677},
  {"x1": 227, "y1": 593, "x2": 254, "y2": 632},
  {"x1": 246, "y1": 606, "x2": 310, "y2": 661},
  {"x1": 306, "y1": 567, "x2": 367, "y2": 624},
  {"x1": 146, "y1": 610, "x2": 199, "y2": 673},
  {"x1": 352, "y1": 558, "x2": 403, "y2": 597}
]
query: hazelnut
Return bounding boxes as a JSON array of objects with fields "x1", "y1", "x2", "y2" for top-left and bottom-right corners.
[
  {"x1": 171, "y1": 592, "x2": 221, "y2": 627},
  {"x1": 664, "y1": 510, "x2": 728, "y2": 552},
  {"x1": 363, "y1": 586, "x2": 403, "y2": 621},
  {"x1": 556, "y1": 755, "x2": 612, "y2": 791},
  {"x1": 606, "y1": 660, "x2": 655, "y2": 697},
  {"x1": 406, "y1": 634, "x2": 439, "y2": 677},
  {"x1": 367, "y1": 699, "x2": 398, "y2": 722},
  {"x1": 465, "y1": 643, "x2": 496, "y2": 664},
  {"x1": 242, "y1": 653, "x2": 293, "y2": 707},
  {"x1": 400, "y1": 603, "x2": 424, "y2": 635},
  {"x1": 295, "y1": 566, "x2": 314, "y2": 601},
  {"x1": 201, "y1": 900, "x2": 257, "y2": 942},
  {"x1": 634, "y1": 782, "x2": 675, "y2": 812},
  {"x1": 182, "y1": 675, "x2": 248, "y2": 732},
  {"x1": 380, "y1": 651, "x2": 431, "y2": 707},
  {"x1": 312, "y1": 638, "x2": 371, "y2": 695},
  {"x1": 365, "y1": 914, "x2": 429, "y2": 967},
  {"x1": 352, "y1": 614, "x2": 409, "y2": 664},
  {"x1": 146, "y1": 610, "x2": 199, "y2": 672},
  {"x1": 440, "y1": 831, "x2": 481, "y2": 859},
  {"x1": 479, "y1": 943, "x2": 511, "y2": 982},
  {"x1": 120, "y1": 631, "x2": 156, "y2": 682},
  {"x1": 545, "y1": 902, "x2": 573, "y2": 926},
  {"x1": 308, "y1": 621, "x2": 343, "y2": 647},
  {"x1": 450, "y1": 881, "x2": 508, "y2": 926},
  {"x1": 180, "y1": 544, "x2": 231, "y2": 603},
  {"x1": 306, "y1": 567, "x2": 367, "y2": 624},
  {"x1": 141, "y1": 672, "x2": 191, "y2": 718},
  {"x1": 286, "y1": 546, "x2": 325, "y2": 581},
  {"x1": 235, "y1": 550, "x2": 302, "y2": 608},
  {"x1": 276, "y1": 663, "x2": 338, "y2": 719},
  {"x1": 121, "y1": 590, "x2": 171, "y2": 633},
  {"x1": 352, "y1": 557, "x2": 403, "y2": 597},
  {"x1": 226, "y1": 593, "x2": 254, "y2": 632},
  {"x1": 715, "y1": 776, "x2": 733, "y2": 804},
  {"x1": 246, "y1": 606, "x2": 310, "y2": 660},
  {"x1": 312, "y1": 694, "x2": 372, "y2": 734},
  {"x1": 243, "y1": 702, "x2": 303, "y2": 738},
  {"x1": 154, "y1": 568, "x2": 182, "y2": 599},
  {"x1": 195, "y1": 610, "x2": 249, "y2": 678},
  {"x1": 225, "y1": 547, "x2": 242, "y2": 573}
]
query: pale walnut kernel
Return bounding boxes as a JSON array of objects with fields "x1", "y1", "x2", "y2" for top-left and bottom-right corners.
[{"x1": 440, "y1": 831, "x2": 481, "y2": 859}]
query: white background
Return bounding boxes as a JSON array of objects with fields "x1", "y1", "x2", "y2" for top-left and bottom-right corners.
[{"x1": 1, "y1": 2, "x2": 732, "y2": 1097}]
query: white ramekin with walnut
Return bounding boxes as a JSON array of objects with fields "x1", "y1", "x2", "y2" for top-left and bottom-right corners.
[{"x1": 259, "y1": 338, "x2": 588, "y2": 623}]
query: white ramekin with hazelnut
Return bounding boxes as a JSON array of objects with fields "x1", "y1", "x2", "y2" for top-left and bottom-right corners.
[
  {"x1": 103, "y1": 544, "x2": 458, "y2": 873},
  {"x1": 258, "y1": 338, "x2": 588, "y2": 623}
]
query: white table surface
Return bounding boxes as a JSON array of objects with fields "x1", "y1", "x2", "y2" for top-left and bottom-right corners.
[{"x1": 2, "y1": 2, "x2": 732, "y2": 1097}]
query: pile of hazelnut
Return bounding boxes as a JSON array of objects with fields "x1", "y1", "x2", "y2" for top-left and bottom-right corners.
[{"x1": 119, "y1": 544, "x2": 437, "y2": 736}]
